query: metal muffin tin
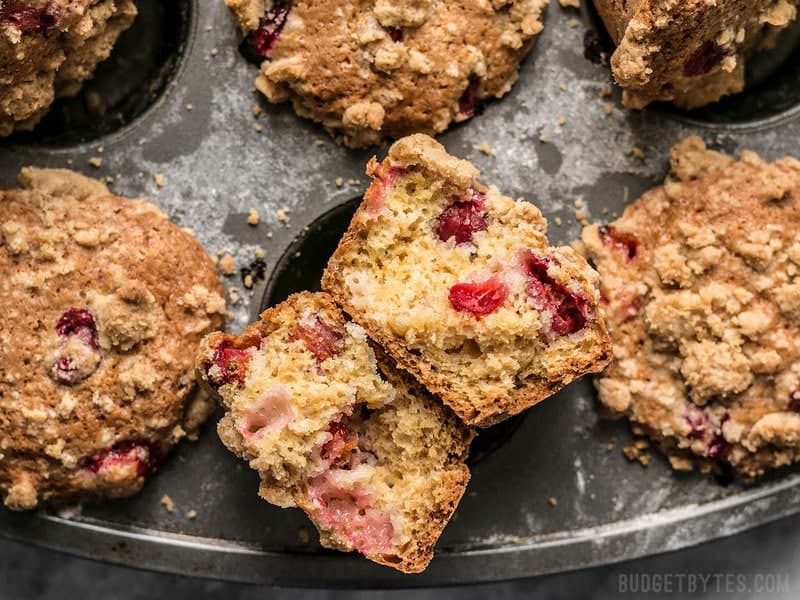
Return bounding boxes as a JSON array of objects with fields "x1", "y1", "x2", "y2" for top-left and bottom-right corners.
[{"x1": 2, "y1": 0, "x2": 800, "y2": 588}]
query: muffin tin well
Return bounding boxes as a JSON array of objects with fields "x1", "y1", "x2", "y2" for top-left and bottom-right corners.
[{"x1": 1, "y1": 0, "x2": 800, "y2": 588}]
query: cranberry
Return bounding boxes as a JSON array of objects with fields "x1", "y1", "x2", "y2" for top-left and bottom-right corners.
[
  {"x1": 56, "y1": 308, "x2": 98, "y2": 349},
  {"x1": 598, "y1": 225, "x2": 638, "y2": 262},
  {"x1": 243, "y1": 386, "x2": 294, "y2": 437},
  {"x1": 788, "y1": 389, "x2": 800, "y2": 413},
  {"x1": 685, "y1": 407, "x2": 709, "y2": 440},
  {"x1": 246, "y1": 0, "x2": 291, "y2": 58},
  {"x1": 319, "y1": 420, "x2": 360, "y2": 469},
  {"x1": 50, "y1": 356, "x2": 89, "y2": 385},
  {"x1": 290, "y1": 316, "x2": 343, "y2": 363},
  {"x1": 50, "y1": 308, "x2": 101, "y2": 385},
  {"x1": 458, "y1": 75, "x2": 480, "y2": 116},
  {"x1": 448, "y1": 274, "x2": 509, "y2": 317},
  {"x1": 435, "y1": 190, "x2": 488, "y2": 244},
  {"x1": 520, "y1": 252, "x2": 590, "y2": 335},
  {"x1": 684, "y1": 41, "x2": 726, "y2": 77},
  {"x1": 306, "y1": 474, "x2": 395, "y2": 554},
  {"x1": 384, "y1": 26, "x2": 403, "y2": 42},
  {"x1": 210, "y1": 342, "x2": 252, "y2": 386},
  {"x1": 80, "y1": 440, "x2": 162, "y2": 478},
  {"x1": 706, "y1": 432, "x2": 731, "y2": 461},
  {"x1": 0, "y1": 0, "x2": 60, "y2": 34},
  {"x1": 364, "y1": 162, "x2": 407, "y2": 217}
]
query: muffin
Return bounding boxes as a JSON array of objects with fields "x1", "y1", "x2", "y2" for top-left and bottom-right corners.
[
  {"x1": 225, "y1": 0, "x2": 548, "y2": 147},
  {"x1": 593, "y1": 0, "x2": 798, "y2": 108},
  {"x1": 197, "y1": 292, "x2": 473, "y2": 572},
  {"x1": 0, "y1": 167, "x2": 226, "y2": 510},
  {"x1": 583, "y1": 136, "x2": 800, "y2": 479},
  {"x1": 323, "y1": 134, "x2": 611, "y2": 427},
  {"x1": 0, "y1": 0, "x2": 137, "y2": 136}
]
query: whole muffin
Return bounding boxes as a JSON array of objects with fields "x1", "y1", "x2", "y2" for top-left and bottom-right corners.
[
  {"x1": 583, "y1": 137, "x2": 800, "y2": 480},
  {"x1": 0, "y1": 167, "x2": 226, "y2": 510},
  {"x1": 225, "y1": 0, "x2": 548, "y2": 147},
  {"x1": 593, "y1": 0, "x2": 798, "y2": 108},
  {"x1": 0, "y1": 0, "x2": 137, "y2": 136}
]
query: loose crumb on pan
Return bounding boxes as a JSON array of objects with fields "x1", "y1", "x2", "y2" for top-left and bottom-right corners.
[
  {"x1": 247, "y1": 208, "x2": 260, "y2": 225},
  {"x1": 559, "y1": 0, "x2": 580, "y2": 7},
  {"x1": 153, "y1": 173, "x2": 165, "y2": 188},
  {"x1": 276, "y1": 207, "x2": 291, "y2": 226},
  {"x1": 186, "y1": 510, "x2": 198, "y2": 520},
  {"x1": 477, "y1": 141, "x2": 497, "y2": 157},
  {"x1": 219, "y1": 254, "x2": 236, "y2": 275},
  {"x1": 161, "y1": 495, "x2": 175, "y2": 512},
  {"x1": 548, "y1": 496, "x2": 558, "y2": 506},
  {"x1": 623, "y1": 440, "x2": 651, "y2": 466},
  {"x1": 88, "y1": 157, "x2": 103, "y2": 168}
]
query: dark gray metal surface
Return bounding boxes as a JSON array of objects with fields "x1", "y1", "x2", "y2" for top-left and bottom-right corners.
[{"x1": 1, "y1": 0, "x2": 799, "y2": 588}]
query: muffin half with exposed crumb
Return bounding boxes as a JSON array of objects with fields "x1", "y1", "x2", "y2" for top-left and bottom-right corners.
[
  {"x1": 0, "y1": 167, "x2": 226, "y2": 510},
  {"x1": 323, "y1": 134, "x2": 611, "y2": 427},
  {"x1": 196, "y1": 292, "x2": 473, "y2": 573}
]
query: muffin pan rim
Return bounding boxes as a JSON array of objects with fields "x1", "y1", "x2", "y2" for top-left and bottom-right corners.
[{"x1": 1, "y1": 0, "x2": 800, "y2": 587}]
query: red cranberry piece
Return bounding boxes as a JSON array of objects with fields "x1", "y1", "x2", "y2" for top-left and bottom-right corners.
[
  {"x1": 684, "y1": 41, "x2": 726, "y2": 77},
  {"x1": 50, "y1": 356, "x2": 90, "y2": 385},
  {"x1": 56, "y1": 308, "x2": 99, "y2": 349},
  {"x1": 320, "y1": 420, "x2": 359, "y2": 469},
  {"x1": 210, "y1": 342, "x2": 252, "y2": 386},
  {"x1": 243, "y1": 386, "x2": 294, "y2": 437},
  {"x1": 706, "y1": 432, "x2": 731, "y2": 461},
  {"x1": 0, "y1": 0, "x2": 60, "y2": 34},
  {"x1": 246, "y1": 0, "x2": 291, "y2": 58},
  {"x1": 435, "y1": 190, "x2": 488, "y2": 244},
  {"x1": 788, "y1": 389, "x2": 800, "y2": 413},
  {"x1": 685, "y1": 407, "x2": 709, "y2": 440},
  {"x1": 521, "y1": 252, "x2": 590, "y2": 335},
  {"x1": 290, "y1": 316, "x2": 343, "y2": 363},
  {"x1": 364, "y1": 162, "x2": 408, "y2": 217},
  {"x1": 458, "y1": 75, "x2": 480, "y2": 116},
  {"x1": 50, "y1": 308, "x2": 101, "y2": 385},
  {"x1": 306, "y1": 474, "x2": 395, "y2": 554},
  {"x1": 449, "y1": 274, "x2": 509, "y2": 317},
  {"x1": 80, "y1": 440, "x2": 162, "y2": 478},
  {"x1": 598, "y1": 225, "x2": 638, "y2": 263},
  {"x1": 384, "y1": 26, "x2": 403, "y2": 42}
]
